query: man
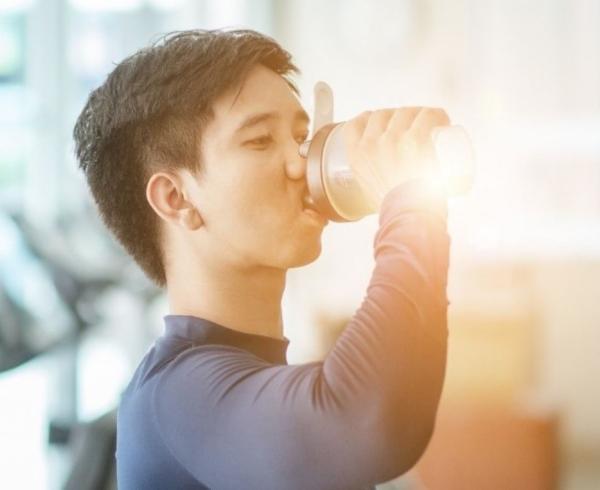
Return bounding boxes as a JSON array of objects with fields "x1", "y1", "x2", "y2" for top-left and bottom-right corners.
[{"x1": 74, "y1": 28, "x2": 450, "y2": 490}]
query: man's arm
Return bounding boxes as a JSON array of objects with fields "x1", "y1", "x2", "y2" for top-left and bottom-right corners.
[{"x1": 152, "y1": 178, "x2": 449, "y2": 490}]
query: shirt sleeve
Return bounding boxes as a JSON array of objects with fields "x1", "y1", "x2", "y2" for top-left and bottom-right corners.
[{"x1": 152, "y1": 179, "x2": 451, "y2": 490}]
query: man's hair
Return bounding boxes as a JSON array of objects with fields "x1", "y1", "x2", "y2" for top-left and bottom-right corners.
[{"x1": 73, "y1": 28, "x2": 300, "y2": 287}]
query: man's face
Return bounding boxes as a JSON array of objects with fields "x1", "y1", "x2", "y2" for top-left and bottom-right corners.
[{"x1": 187, "y1": 64, "x2": 328, "y2": 271}]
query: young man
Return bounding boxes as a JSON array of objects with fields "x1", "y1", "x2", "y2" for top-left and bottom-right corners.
[{"x1": 74, "y1": 28, "x2": 450, "y2": 490}]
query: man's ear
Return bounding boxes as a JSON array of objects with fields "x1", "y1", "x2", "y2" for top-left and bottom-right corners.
[{"x1": 146, "y1": 171, "x2": 203, "y2": 231}]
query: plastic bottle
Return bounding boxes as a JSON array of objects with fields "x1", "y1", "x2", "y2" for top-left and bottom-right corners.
[{"x1": 299, "y1": 83, "x2": 475, "y2": 222}]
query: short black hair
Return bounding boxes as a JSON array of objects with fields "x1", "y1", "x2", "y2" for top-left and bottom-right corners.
[{"x1": 73, "y1": 28, "x2": 300, "y2": 287}]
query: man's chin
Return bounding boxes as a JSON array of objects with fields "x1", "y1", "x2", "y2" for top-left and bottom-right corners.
[{"x1": 288, "y1": 241, "x2": 322, "y2": 268}]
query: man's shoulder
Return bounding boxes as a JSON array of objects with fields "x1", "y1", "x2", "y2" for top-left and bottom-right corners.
[{"x1": 123, "y1": 340, "x2": 263, "y2": 398}]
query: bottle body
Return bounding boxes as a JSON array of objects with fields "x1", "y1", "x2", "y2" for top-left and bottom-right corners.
[{"x1": 303, "y1": 121, "x2": 474, "y2": 222}]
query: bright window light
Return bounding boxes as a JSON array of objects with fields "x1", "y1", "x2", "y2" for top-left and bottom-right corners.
[
  {"x1": 147, "y1": 0, "x2": 187, "y2": 12},
  {"x1": 0, "y1": 0, "x2": 34, "y2": 14},
  {"x1": 69, "y1": 0, "x2": 143, "y2": 13}
]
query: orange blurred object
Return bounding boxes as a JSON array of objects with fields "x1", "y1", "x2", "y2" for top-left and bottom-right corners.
[{"x1": 415, "y1": 402, "x2": 560, "y2": 490}]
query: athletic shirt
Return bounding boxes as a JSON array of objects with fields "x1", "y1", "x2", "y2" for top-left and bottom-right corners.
[{"x1": 116, "y1": 180, "x2": 450, "y2": 489}]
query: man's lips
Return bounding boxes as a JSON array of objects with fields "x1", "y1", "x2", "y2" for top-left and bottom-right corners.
[
  {"x1": 301, "y1": 193, "x2": 318, "y2": 212},
  {"x1": 302, "y1": 207, "x2": 328, "y2": 225},
  {"x1": 301, "y1": 194, "x2": 328, "y2": 225}
]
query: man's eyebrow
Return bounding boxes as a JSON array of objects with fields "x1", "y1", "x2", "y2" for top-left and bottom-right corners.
[{"x1": 234, "y1": 109, "x2": 310, "y2": 134}]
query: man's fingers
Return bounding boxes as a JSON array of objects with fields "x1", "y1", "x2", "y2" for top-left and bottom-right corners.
[
  {"x1": 383, "y1": 107, "x2": 421, "y2": 140},
  {"x1": 339, "y1": 105, "x2": 454, "y2": 194},
  {"x1": 407, "y1": 107, "x2": 450, "y2": 144},
  {"x1": 362, "y1": 109, "x2": 396, "y2": 145},
  {"x1": 341, "y1": 110, "x2": 372, "y2": 146}
]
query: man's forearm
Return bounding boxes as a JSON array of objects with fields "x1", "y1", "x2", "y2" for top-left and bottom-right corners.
[{"x1": 323, "y1": 179, "x2": 450, "y2": 472}]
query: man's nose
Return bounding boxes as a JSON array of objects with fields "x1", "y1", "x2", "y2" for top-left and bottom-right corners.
[{"x1": 284, "y1": 140, "x2": 308, "y2": 181}]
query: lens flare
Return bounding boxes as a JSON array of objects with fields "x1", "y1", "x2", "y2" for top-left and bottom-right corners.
[{"x1": 432, "y1": 125, "x2": 476, "y2": 196}]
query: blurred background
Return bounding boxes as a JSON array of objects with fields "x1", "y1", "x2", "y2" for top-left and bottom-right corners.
[{"x1": 0, "y1": 0, "x2": 598, "y2": 488}]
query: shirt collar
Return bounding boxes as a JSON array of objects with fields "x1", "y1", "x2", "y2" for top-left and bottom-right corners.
[{"x1": 162, "y1": 314, "x2": 289, "y2": 365}]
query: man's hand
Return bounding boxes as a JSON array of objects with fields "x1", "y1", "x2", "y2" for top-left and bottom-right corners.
[{"x1": 340, "y1": 107, "x2": 451, "y2": 207}]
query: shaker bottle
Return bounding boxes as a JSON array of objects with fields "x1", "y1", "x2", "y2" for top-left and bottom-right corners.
[{"x1": 299, "y1": 82, "x2": 475, "y2": 222}]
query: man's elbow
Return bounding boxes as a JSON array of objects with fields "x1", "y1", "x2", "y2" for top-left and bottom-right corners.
[
  {"x1": 399, "y1": 420, "x2": 435, "y2": 472},
  {"x1": 378, "y1": 413, "x2": 437, "y2": 476}
]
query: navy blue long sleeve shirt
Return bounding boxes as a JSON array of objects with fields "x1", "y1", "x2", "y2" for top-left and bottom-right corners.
[{"x1": 116, "y1": 180, "x2": 450, "y2": 489}]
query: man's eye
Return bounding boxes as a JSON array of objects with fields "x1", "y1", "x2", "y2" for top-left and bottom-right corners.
[
  {"x1": 245, "y1": 133, "x2": 308, "y2": 149},
  {"x1": 247, "y1": 135, "x2": 273, "y2": 148}
]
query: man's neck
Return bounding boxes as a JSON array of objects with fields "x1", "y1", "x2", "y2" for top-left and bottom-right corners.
[{"x1": 166, "y1": 259, "x2": 287, "y2": 341}]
